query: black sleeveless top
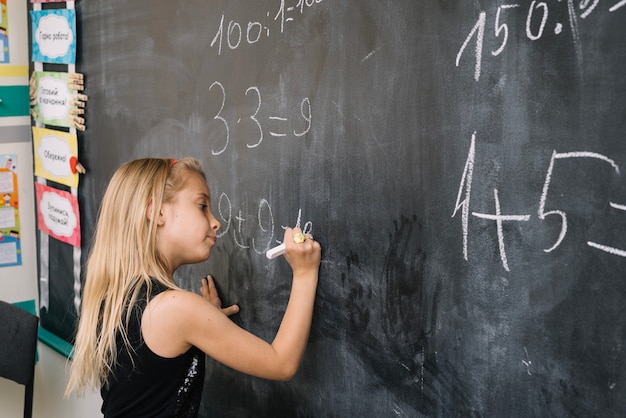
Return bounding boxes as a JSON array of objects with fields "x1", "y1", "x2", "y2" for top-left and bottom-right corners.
[{"x1": 101, "y1": 281, "x2": 205, "y2": 417}]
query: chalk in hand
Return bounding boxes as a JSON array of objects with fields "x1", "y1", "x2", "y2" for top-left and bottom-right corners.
[
  {"x1": 266, "y1": 233, "x2": 313, "y2": 259},
  {"x1": 266, "y1": 243, "x2": 286, "y2": 259}
]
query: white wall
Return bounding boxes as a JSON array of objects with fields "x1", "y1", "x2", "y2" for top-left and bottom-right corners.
[{"x1": 0, "y1": 1, "x2": 101, "y2": 416}]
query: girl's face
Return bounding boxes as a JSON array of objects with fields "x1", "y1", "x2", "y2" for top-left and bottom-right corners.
[{"x1": 156, "y1": 172, "x2": 221, "y2": 272}]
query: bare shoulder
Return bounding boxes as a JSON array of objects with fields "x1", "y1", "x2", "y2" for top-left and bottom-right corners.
[
  {"x1": 151, "y1": 288, "x2": 202, "y2": 304},
  {"x1": 146, "y1": 289, "x2": 208, "y2": 319},
  {"x1": 142, "y1": 289, "x2": 214, "y2": 357}
]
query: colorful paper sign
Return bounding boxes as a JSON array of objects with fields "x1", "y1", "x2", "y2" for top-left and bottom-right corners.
[
  {"x1": 32, "y1": 127, "x2": 79, "y2": 188},
  {"x1": 30, "y1": 9, "x2": 76, "y2": 64},
  {"x1": 35, "y1": 182, "x2": 80, "y2": 248},
  {"x1": 31, "y1": 71, "x2": 80, "y2": 128},
  {"x1": 0, "y1": 155, "x2": 21, "y2": 267},
  {"x1": 0, "y1": 0, "x2": 8, "y2": 64}
]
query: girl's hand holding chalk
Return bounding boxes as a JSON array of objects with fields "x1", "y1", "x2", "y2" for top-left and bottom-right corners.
[{"x1": 266, "y1": 233, "x2": 314, "y2": 259}]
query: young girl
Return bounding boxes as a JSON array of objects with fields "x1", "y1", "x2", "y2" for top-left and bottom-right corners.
[{"x1": 65, "y1": 158, "x2": 321, "y2": 417}]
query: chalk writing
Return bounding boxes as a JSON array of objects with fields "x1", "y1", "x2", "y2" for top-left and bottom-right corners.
[
  {"x1": 609, "y1": 0, "x2": 626, "y2": 12},
  {"x1": 453, "y1": 133, "x2": 624, "y2": 272},
  {"x1": 452, "y1": 132, "x2": 476, "y2": 261},
  {"x1": 208, "y1": 81, "x2": 312, "y2": 155},
  {"x1": 472, "y1": 189, "x2": 531, "y2": 272},
  {"x1": 210, "y1": 0, "x2": 324, "y2": 55},
  {"x1": 275, "y1": 0, "x2": 324, "y2": 34},
  {"x1": 216, "y1": 191, "x2": 313, "y2": 255},
  {"x1": 522, "y1": 347, "x2": 532, "y2": 375},
  {"x1": 456, "y1": 1, "x2": 624, "y2": 81},
  {"x1": 210, "y1": 13, "x2": 268, "y2": 56},
  {"x1": 587, "y1": 202, "x2": 626, "y2": 257},
  {"x1": 539, "y1": 151, "x2": 619, "y2": 252}
]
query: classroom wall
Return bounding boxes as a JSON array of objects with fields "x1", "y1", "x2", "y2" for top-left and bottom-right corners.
[
  {"x1": 0, "y1": 1, "x2": 100, "y2": 416},
  {"x1": 0, "y1": 137, "x2": 36, "y2": 301}
]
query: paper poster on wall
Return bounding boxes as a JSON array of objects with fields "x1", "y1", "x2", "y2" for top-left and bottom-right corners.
[
  {"x1": 30, "y1": 9, "x2": 76, "y2": 64},
  {"x1": 0, "y1": 155, "x2": 21, "y2": 268},
  {"x1": 32, "y1": 127, "x2": 81, "y2": 188},
  {"x1": 30, "y1": 71, "x2": 86, "y2": 130},
  {"x1": 0, "y1": 0, "x2": 8, "y2": 63},
  {"x1": 35, "y1": 182, "x2": 80, "y2": 248}
]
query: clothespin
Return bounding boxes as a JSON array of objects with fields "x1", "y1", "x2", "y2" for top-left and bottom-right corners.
[
  {"x1": 71, "y1": 115, "x2": 86, "y2": 132},
  {"x1": 71, "y1": 93, "x2": 88, "y2": 107},
  {"x1": 69, "y1": 157, "x2": 86, "y2": 174}
]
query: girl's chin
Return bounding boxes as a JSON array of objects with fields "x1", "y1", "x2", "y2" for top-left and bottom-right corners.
[{"x1": 185, "y1": 251, "x2": 211, "y2": 265}]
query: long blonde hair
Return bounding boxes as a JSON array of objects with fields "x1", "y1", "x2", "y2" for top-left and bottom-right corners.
[{"x1": 66, "y1": 157, "x2": 207, "y2": 396}]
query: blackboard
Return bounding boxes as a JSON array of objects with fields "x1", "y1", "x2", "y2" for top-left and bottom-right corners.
[{"x1": 48, "y1": 1, "x2": 626, "y2": 416}]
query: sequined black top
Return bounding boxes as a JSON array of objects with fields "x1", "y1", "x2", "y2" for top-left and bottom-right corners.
[{"x1": 101, "y1": 281, "x2": 205, "y2": 417}]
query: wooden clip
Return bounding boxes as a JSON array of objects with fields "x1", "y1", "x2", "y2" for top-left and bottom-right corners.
[
  {"x1": 70, "y1": 156, "x2": 86, "y2": 174},
  {"x1": 70, "y1": 99, "x2": 86, "y2": 108},
  {"x1": 68, "y1": 73, "x2": 84, "y2": 82},
  {"x1": 74, "y1": 93, "x2": 88, "y2": 102},
  {"x1": 71, "y1": 116, "x2": 86, "y2": 131}
]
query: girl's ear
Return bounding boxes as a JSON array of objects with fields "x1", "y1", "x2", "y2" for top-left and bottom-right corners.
[{"x1": 146, "y1": 199, "x2": 163, "y2": 223}]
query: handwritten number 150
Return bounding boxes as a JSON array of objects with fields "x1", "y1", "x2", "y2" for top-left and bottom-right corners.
[{"x1": 456, "y1": 2, "x2": 551, "y2": 81}]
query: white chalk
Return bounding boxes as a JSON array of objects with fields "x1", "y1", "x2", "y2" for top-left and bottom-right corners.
[{"x1": 266, "y1": 243, "x2": 286, "y2": 259}]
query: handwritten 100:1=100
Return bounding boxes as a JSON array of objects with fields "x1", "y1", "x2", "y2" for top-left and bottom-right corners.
[
  {"x1": 210, "y1": 0, "x2": 324, "y2": 56},
  {"x1": 455, "y1": 0, "x2": 626, "y2": 82}
]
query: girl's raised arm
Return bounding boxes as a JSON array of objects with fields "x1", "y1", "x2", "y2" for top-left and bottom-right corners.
[{"x1": 142, "y1": 227, "x2": 321, "y2": 380}]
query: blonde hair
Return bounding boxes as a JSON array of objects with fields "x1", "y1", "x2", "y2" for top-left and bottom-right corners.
[{"x1": 66, "y1": 157, "x2": 207, "y2": 396}]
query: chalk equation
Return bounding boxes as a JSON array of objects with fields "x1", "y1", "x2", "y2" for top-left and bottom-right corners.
[
  {"x1": 208, "y1": 81, "x2": 312, "y2": 155},
  {"x1": 216, "y1": 191, "x2": 313, "y2": 254},
  {"x1": 452, "y1": 132, "x2": 624, "y2": 272},
  {"x1": 211, "y1": 0, "x2": 324, "y2": 55},
  {"x1": 456, "y1": 0, "x2": 626, "y2": 81},
  {"x1": 522, "y1": 347, "x2": 533, "y2": 375}
]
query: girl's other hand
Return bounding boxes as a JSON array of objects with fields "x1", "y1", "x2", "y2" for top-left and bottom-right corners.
[{"x1": 201, "y1": 275, "x2": 239, "y2": 316}]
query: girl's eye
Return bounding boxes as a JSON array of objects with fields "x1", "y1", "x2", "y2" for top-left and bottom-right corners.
[{"x1": 199, "y1": 203, "x2": 208, "y2": 211}]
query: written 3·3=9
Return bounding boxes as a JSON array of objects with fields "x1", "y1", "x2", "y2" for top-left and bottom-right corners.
[{"x1": 208, "y1": 81, "x2": 312, "y2": 156}]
